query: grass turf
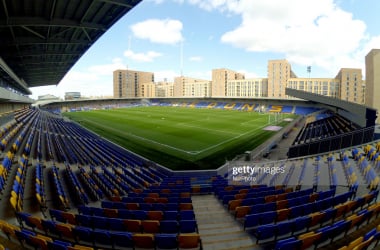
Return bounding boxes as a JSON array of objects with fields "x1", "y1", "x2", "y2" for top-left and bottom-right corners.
[{"x1": 64, "y1": 106, "x2": 297, "y2": 170}]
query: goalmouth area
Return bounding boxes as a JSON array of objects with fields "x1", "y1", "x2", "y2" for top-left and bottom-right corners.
[{"x1": 64, "y1": 106, "x2": 297, "y2": 170}]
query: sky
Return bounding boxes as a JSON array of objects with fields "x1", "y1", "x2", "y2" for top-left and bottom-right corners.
[{"x1": 29, "y1": 0, "x2": 380, "y2": 100}]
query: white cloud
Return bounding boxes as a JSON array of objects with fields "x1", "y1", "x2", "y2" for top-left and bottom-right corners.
[
  {"x1": 180, "y1": 0, "x2": 375, "y2": 75},
  {"x1": 361, "y1": 35, "x2": 380, "y2": 59},
  {"x1": 189, "y1": 56, "x2": 202, "y2": 62},
  {"x1": 124, "y1": 49, "x2": 162, "y2": 62},
  {"x1": 154, "y1": 70, "x2": 179, "y2": 82},
  {"x1": 215, "y1": 0, "x2": 367, "y2": 74},
  {"x1": 130, "y1": 19, "x2": 183, "y2": 45},
  {"x1": 88, "y1": 58, "x2": 126, "y2": 75},
  {"x1": 185, "y1": 70, "x2": 212, "y2": 80},
  {"x1": 148, "y1": 0, "x2": 165, "y2": 3},
  {"x1": 187, "y1": 0, "x2": 239, "y2": 13},
  {"x1": 30, "y1": 59, "x2": 129, "y2": 99},
  {"x1": 148, "y1": 0, "x2": 185, "y2": 5},
  {"x1": 238, "y1": 70, "x2": 259, "y2": 79}
]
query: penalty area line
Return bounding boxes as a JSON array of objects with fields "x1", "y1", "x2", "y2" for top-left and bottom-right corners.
[{"x1": 80, "y1": 118, "x2": 199, "y2": 155}]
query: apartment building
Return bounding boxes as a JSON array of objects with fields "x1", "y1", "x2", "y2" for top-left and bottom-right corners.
[
  {"x1": 287, "y1": 78, "x2": 340, "y2": 98},
  {"x1": 113, "y1": 52, "x2": 377, "y2": 110},
  {"x1": 365, "y1": 49, "x2": 380, "y2": 118},
  {"x1": 156, "y1": 81, "x2": 174, "y2": 97},
  {"x1": 174, "y1": 76, "x2": 211, "y2": 97},
  {"x1": 212, "y1": 68, "x2": 245, "y2": 97},
  {"x1": 335, "y1": 68, "x2": 365, "y2": 104},
  {"x1": 113, "y1": 69, "x2": 154, "y2": 98},
  {"x1": 267, "y1": 59, "x2": 297, "y2": 98},
  {"x1": 140, "y1": 81, "x2": 175, "y2": 98},
  {"x1": 226, "y1": 78, "x2": 268, "y2": 98}
]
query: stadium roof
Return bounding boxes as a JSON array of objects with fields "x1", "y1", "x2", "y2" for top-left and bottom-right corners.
[
  {"x1": 286, "y1": 87, "x2": 377, "y2": 127},
  {"x1": 0, "y1": 0, "x2": 141, "y2": 94}
]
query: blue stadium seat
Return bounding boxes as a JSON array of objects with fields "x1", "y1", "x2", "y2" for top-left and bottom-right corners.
[
  {"x1": 72, "y1": 226, "x2": 92, "y2": 245},
  {"x1": 75, "y1": 214, "x2": 92, "y2": 228},
  {"x1": 92, "y1": 216, "x2": 108, "y2": 229},
  {"x1": 41, "y1": 219, "x2": 59, "y2": 236},
  {"x1": 276, "y1": 220, "x2": 294, "y2": 238},
  {"x1": 160, "y1": 220, "x2": 179, "y2": 234},
  {"x1": 179, "y1": 220, "x2": 198, "y2": 233},
  {"x1": 164, "y1": 211, "x2": 178, "y2": 220},
  {"x1": 274, "y1": 237, "x2": 302, "y2": 250},
  {"x1": 292, "y1": 216, "x2": 311, "y2": 234},
  {"x1": 155, "y1": 233, "x2": 178, "y2": 249},
  {"x1": 259, "y1": 211, "x2": 277, "y2": 225},
  {"x1": 132, "y1": 210, "x2": 147, "y2": 220},
  {"x1": 254, "y1": 224, "x2": 277, "y2": 243},
  {"x1": 49, "y1": 209, "x2": 65, "y2": 223},
  {"x1": 244, "y1": 213, "x2": 260, "y2": 230},
  {"x1": 93, "y1": 229, "x2": 112, "y2": 247},
  {"x1": 110, "y1": 231, "x2": 134, "y2": 249},
  {"x1": 108, "y1": 218, "x2": 125, "y2": 231},
  {"x1": 180, "y1": 210, "x2": 195, "y2": 220},
  {"x1": 118, "y1": 209, "x2": 132, "y2": 219},
  {"x1": 47, "y1": 240, "x2": 72, "y2": 250}
]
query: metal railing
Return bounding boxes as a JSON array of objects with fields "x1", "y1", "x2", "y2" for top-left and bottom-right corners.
[{"x1": 288, "y1": 126, "x2": 375, "y2": 158}]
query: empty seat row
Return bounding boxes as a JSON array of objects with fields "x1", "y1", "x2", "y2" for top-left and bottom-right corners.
[
  {"x1": 253, "y1": 203, "x2": 379, "y2": 245},
  {"x1": 337, "y1": 224, "x2": 380, "y2": 250},
  {"x1": 20, "y1": 211, "x2": 198, "y2": 235},
  {"x1": 77, "y1": 205, "x2": 195, "y2": 221},
  {"x1": 242, "y1": 190, "x2": 375, "y2": 230},
  {"x1": 2, "y1": 219, "x2": 201, "y2": 250},
  {"x1": 232, "y1": 188, "x2": 338, "y2": 217},
  {"x1": 101, "y1": 200, "x2": 193, "y2": 210}
]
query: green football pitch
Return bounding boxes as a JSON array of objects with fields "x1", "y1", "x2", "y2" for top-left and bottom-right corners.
[{"x1": 64, "y1": 106, "x2": 297, "y2": 170}]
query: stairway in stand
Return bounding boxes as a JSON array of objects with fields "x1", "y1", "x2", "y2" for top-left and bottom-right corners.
[{"x1": 191, "y1": 194, "x2": 263, "y2": 250}]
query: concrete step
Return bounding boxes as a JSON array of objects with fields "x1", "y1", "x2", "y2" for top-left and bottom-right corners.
[
  {"x1": 198, "y1": 223, "x2": 241, "y2": 233},
  {"x1": 201, "y1": 236, "x2": 257, "y2": 250},
  {"x1": 200, "y1": 230, "x2": 250, "y2": 241},
  {"x1": 192, "y1": 194, "x2": 261, "y2": 250}
]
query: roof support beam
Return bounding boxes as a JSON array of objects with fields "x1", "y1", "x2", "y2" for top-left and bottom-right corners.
[
  {"x1": 6, "y1": 51, "x2": 80, "y2": 57},
  {"x1": 49, "y1": 0, "x2": 57, "y2": 20},
  {"x1": 0, "y1": 17, "x2": 107, "y2": 31},
  {"x1": 0, "y1": 57, "x2": 31, "y2": 93},
  {"x1": 0, "y1": 0, "x2": 142, "y2": 88},
  {"x1": 0, "y1": 37, "x2": 90, "y2": 46},
  {"x1": 81, "y1": 27, "x2": 92, "y2": 42},
  {"x1": 1, "y1": 0, "x2": 9, "y2": 20},
  {"x1": 98, "y1": 0, "x2": 134, "y2": 8},
  {"x1": 21, "y1": 25, "x2": 46, "y2": 39}
]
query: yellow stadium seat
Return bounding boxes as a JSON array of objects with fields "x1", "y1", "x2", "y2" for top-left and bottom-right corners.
[
  {"x1": 132, "y1": 233, "x2": 155, "y2": 248},
  {"x1": 178, "y1": 233, "x2": 201, "y2": 249},
  {"x1": 29, "y1": 234, "x2": 53, "y2": 250},
  {"x1": 68, "y1": 245, "x2": 94, "y2": 250},
  {"x1": 9, "y1": 196, "x2": 18, "y2": 211},
  {"x1": 298, "y1": 231, "x2": 321, "y2": 250}
]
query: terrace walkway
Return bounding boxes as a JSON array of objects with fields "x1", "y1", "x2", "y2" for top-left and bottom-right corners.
[
  {"x1": 192, "y1": 194, "x2": 261, "y2": 250},
  {"x1": 255, "y1": 116, "x2": 308, "y2": 161}
]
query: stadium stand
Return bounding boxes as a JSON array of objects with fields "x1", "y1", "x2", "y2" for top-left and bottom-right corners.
[
  {"x1": 0, "y1": 99, "x2": 379, "y2": 250},
  {"x1": 292, "y1": 114, "x2": 360, "y2": 145},
  {"x1": 1, "y1": 3, "x2": 379, "y2": 249},
  {"x1": 1, "y1": 3, "x2": 380, "y2": 243}
]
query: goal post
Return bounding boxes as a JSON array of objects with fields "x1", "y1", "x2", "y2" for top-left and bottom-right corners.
[
  {"x1": 268, "y1": 112, "x2": 284, "y2": 125},
  {"x1": 140, "y1": 98, "x2": 151, "y2": 106}
]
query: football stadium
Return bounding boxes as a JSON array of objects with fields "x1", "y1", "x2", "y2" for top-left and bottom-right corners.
[{"x1": 1, "y1": 1, "x2": 380, "y2": 250}]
